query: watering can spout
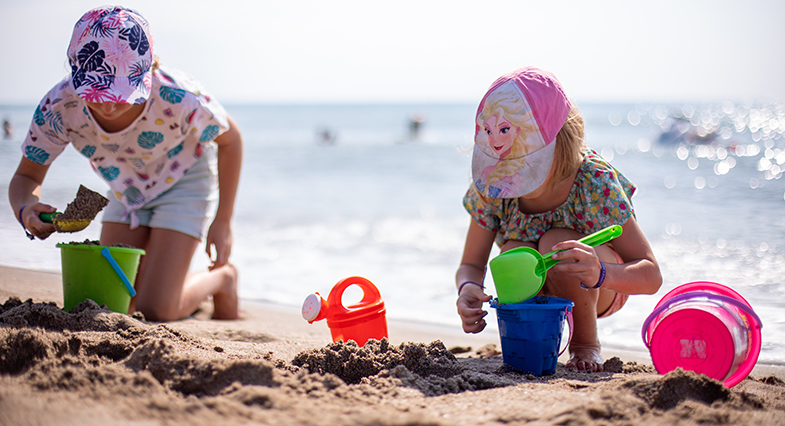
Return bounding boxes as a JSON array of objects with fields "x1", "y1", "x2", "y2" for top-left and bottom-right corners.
[{"x1": 302, "y1": 293, "x2": 328, "y2": 323}]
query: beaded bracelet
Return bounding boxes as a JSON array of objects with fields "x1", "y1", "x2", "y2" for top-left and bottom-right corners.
[
  {"x1": 458, "y1": 280, "x2": 484, "y2": 295},
  {"x1": 580, "y1": 261, "x2": 605, "y2": 290},
  {"x1": 18, "y1": 205, "x2": 34, "y2": 240}
]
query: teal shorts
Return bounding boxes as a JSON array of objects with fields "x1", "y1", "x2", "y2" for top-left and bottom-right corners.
[{"x1": 102, "y1": 148, "x2": 217, "y2": 240}]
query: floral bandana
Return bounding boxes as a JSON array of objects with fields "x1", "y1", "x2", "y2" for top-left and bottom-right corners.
[
  {"x1": 67, "y1": 6, "x2": 154, "y2": 105},
  {"x1": 471, "y1": 67, "x2": 571, "y2": 198}
]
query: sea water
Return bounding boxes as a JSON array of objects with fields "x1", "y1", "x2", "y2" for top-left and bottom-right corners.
[{"x1": 1, "y1": 101, "x2": 783, "y2": 364}]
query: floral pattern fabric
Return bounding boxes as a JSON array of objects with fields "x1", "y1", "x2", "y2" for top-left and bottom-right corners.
[
  {"x1": 463, "y1": 149, "x2": 636, "y2": 247},
  {"x1": 22, "y1": 66, "x2": 228, "y2": 223},
  {"x1": 67, "y1": 6, "x2": 154, "y2": 105}
]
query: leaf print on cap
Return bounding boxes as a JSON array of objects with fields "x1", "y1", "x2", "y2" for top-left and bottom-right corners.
[
  {"x1": 159, "y1": 86, "x2": 186, "y2": 104},
  {"x1": 80, "y1": 145, "x2": 97, "y2": 158},
  {"x1": 119, "y1": 23, "x2": 150, "y2": 56},
  {"x1": 167, "y1": 142, "x2": 184, "y2": 159},
  {"x1": 137, "y1": 131, "x2": 164, "y2": 149},
  {"x1": 24, "y1": 146, "x2": 50, "y2": 165},
  {"x1": 75, "y1": 41, "x2": 104, "y2": 70},
  {"x1": 128, "y1": 60, "x2": 151, "y2": 89},
  {"x1": 200, "y1": 125, "x2": 220, "y2": 142},
  {"x1": 98, "y1": 165, "x2": 120, "y2": 181}
]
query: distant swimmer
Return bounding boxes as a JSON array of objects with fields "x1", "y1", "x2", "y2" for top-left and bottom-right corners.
[
  {"x1": 408, "y1": 113, "x2": 425, "y2": 141},
  {"x1": 2, "y1": 119, "x2": 11, "y2": 139},
  {"x1": 317, "y1": 127, "x2": 336, "y2": 145}
]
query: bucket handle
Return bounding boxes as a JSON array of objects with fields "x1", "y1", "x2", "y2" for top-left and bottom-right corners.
[
  {"x1": 100, "y1": 247, "x2": 137, "y2": 297},
  {"x1": 559, "y1": 306, "x2": 574, "y2": 357},
  {"x1": 641, "y1": 291, "x2": 762, "y2": 348}
]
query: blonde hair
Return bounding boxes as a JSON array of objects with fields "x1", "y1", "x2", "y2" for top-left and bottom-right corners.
[{"x1": 549, "y1": 101, "x2": 586, "y2": 190}]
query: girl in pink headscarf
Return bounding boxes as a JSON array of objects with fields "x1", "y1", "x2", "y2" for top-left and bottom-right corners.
[{"x1": 456, "y1": 67, "x2": 662, "y2": 372}]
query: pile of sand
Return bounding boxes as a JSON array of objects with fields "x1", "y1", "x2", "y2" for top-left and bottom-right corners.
[
  {"x1": 1, "y1": 297, "x2": 784, "y2": 426},
  {"x1": 58, "y1": 185, "x2": 109, "y2": 221}
]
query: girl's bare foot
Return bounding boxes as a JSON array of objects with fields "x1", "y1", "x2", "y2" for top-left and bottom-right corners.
[
  {"x1": 566, "y1": 344, "x2": 604, "y2": 372},
  {"x1": 211, "y1": 264, "x2": 240, "y2": 320}
]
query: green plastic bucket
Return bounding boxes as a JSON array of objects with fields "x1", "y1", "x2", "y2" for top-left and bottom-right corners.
[{"x1": 56, "y1": 243, "x2": 146, "y2": 314}]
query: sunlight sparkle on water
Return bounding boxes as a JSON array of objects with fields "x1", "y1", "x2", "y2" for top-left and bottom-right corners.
[
  {"x1": 627, "y1": 111, "x2": 641, "y2": 126},
  {"x1": 601, "y1": 147, "x2": 614, "y2": 162},
  {"x1": 664, "y1": 176, "x2": 676, "y2": 189},
  {"x1": 694, "y1": 176, "x2": 706, "y2": 189},
  {"x1": 688, "y1": 157, "x2": 699, "y2": 170},
  {"x1": 677, "y1": 146, "x2": 689, "y2": 160},
  {"x1": 608, "y1": 112, "x2": 622, "y2": 126}
]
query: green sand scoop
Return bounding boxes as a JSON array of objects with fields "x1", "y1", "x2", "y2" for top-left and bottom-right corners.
[{"x1": 489, "y1": 225, "x2": 623, "y2": 304}]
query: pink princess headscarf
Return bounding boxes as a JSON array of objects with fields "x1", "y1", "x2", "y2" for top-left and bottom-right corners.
[
  {"x1": 67, "y1": 6, "x2": 154, "y2": 105},
  {"x1": 471, "y1": 67, "x2": 571, "y2": 198}
]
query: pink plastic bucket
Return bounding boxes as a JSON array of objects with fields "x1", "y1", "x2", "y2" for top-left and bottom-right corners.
[{"x1": 642, "y1": 282, "x2": 762, "y2": 387}]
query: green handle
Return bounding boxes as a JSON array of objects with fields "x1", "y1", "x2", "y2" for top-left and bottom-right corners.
[
  {"x1": 539, "y1": 225, "x2": 623, "y2": 272},
  {"x1": 39, "y1": 212, "x2": 61, "y2": 223}
]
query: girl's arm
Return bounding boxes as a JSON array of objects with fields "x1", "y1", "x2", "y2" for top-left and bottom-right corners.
[
  {"x1": 206, "y1": 115, "x2": 243, "y2": 270},
  {"x1": 456, "y1": 219, "x2": 496, "y2": 333},
  {"x1": 551, "y1": 216, "x2": 662, "y2": 295},
  {"x1": 8, "y1": 157, "x2": 57, "y2": 240}
]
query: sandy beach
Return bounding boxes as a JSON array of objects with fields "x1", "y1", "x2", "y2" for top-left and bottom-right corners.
[{"x1": 1, "y1": 264, "x2": 784, "y2": 426}]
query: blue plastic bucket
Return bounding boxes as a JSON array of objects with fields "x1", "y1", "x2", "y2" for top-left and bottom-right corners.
[{"x1": 491, "y1": 296, "x2": 574, "y2": 375}]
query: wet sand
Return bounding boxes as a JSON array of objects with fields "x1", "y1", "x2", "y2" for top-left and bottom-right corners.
[{"x1": 1, "y1": 265, "x2": 784, "y2": 426}]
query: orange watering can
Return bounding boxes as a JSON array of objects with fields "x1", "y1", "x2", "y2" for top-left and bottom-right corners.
[{"x1": 302, "y1": 276, "x2": 388, "y2": 346}]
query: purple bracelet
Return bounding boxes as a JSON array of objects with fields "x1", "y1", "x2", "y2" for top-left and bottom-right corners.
[
  {"x1": 458, "y1": 280, "x2": 484, "y2": 295},
  {"x1": 18, "y1": 205, "x2": 34, "y2": 240},
  {"x1": 580, "y1": 261, "x2": 606, "y2": 290}
]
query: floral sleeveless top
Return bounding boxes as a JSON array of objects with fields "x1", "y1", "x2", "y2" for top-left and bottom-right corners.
[{"x1": 463, "y1": 149, "x2": 636, "y2": 247}]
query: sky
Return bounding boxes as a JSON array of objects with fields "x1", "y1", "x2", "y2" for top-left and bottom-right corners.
[{"x1": 1, "y1": 0, "x2": 784, "y2": 105}]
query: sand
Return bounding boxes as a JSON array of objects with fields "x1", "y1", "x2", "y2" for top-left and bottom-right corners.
[
  {"x1": 48, "y1": 185, "x2": 109, "y2": 234},
  {"x1": 59, "y1": 185, "x2": 109, "y2": 222},
  {"x1": 1, "y1": 265, "x2": 784, "y2": 426}
]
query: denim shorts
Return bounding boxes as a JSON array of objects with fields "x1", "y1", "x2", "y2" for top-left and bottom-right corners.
[{"x1": 102, "y1": 147, "x2": 218, "y2": 240}]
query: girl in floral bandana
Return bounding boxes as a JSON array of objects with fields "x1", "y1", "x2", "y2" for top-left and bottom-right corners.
[
  {"x1": 9, "y1": 6, "x2": 243, "y2": 321},
  {"x1": 456, "y1": 68, "x2": 662, "y2": 372}
]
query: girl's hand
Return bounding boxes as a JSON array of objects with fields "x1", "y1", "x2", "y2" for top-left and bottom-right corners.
[
  {"x1": 205, "y1": 217, "x2": 233, "y2": 270},
  {"x1": 549, "y1": 240, "x2": 603, "y2": 288},
  {"x1": 20, "y1": 203, "x2": 57, "y2": 240},
  {"x1": 456, "y1": 285, "x2": 493, "y2": 333}
]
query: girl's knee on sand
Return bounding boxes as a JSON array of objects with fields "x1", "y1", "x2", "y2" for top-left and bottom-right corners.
[{"x1": 134, "y1": 263, "x2": 239, "y2": 321}]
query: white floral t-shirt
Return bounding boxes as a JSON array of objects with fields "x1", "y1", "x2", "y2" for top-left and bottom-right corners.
[{"x1": 22, "y1": 66, "x2": 229, "y2": 226}]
